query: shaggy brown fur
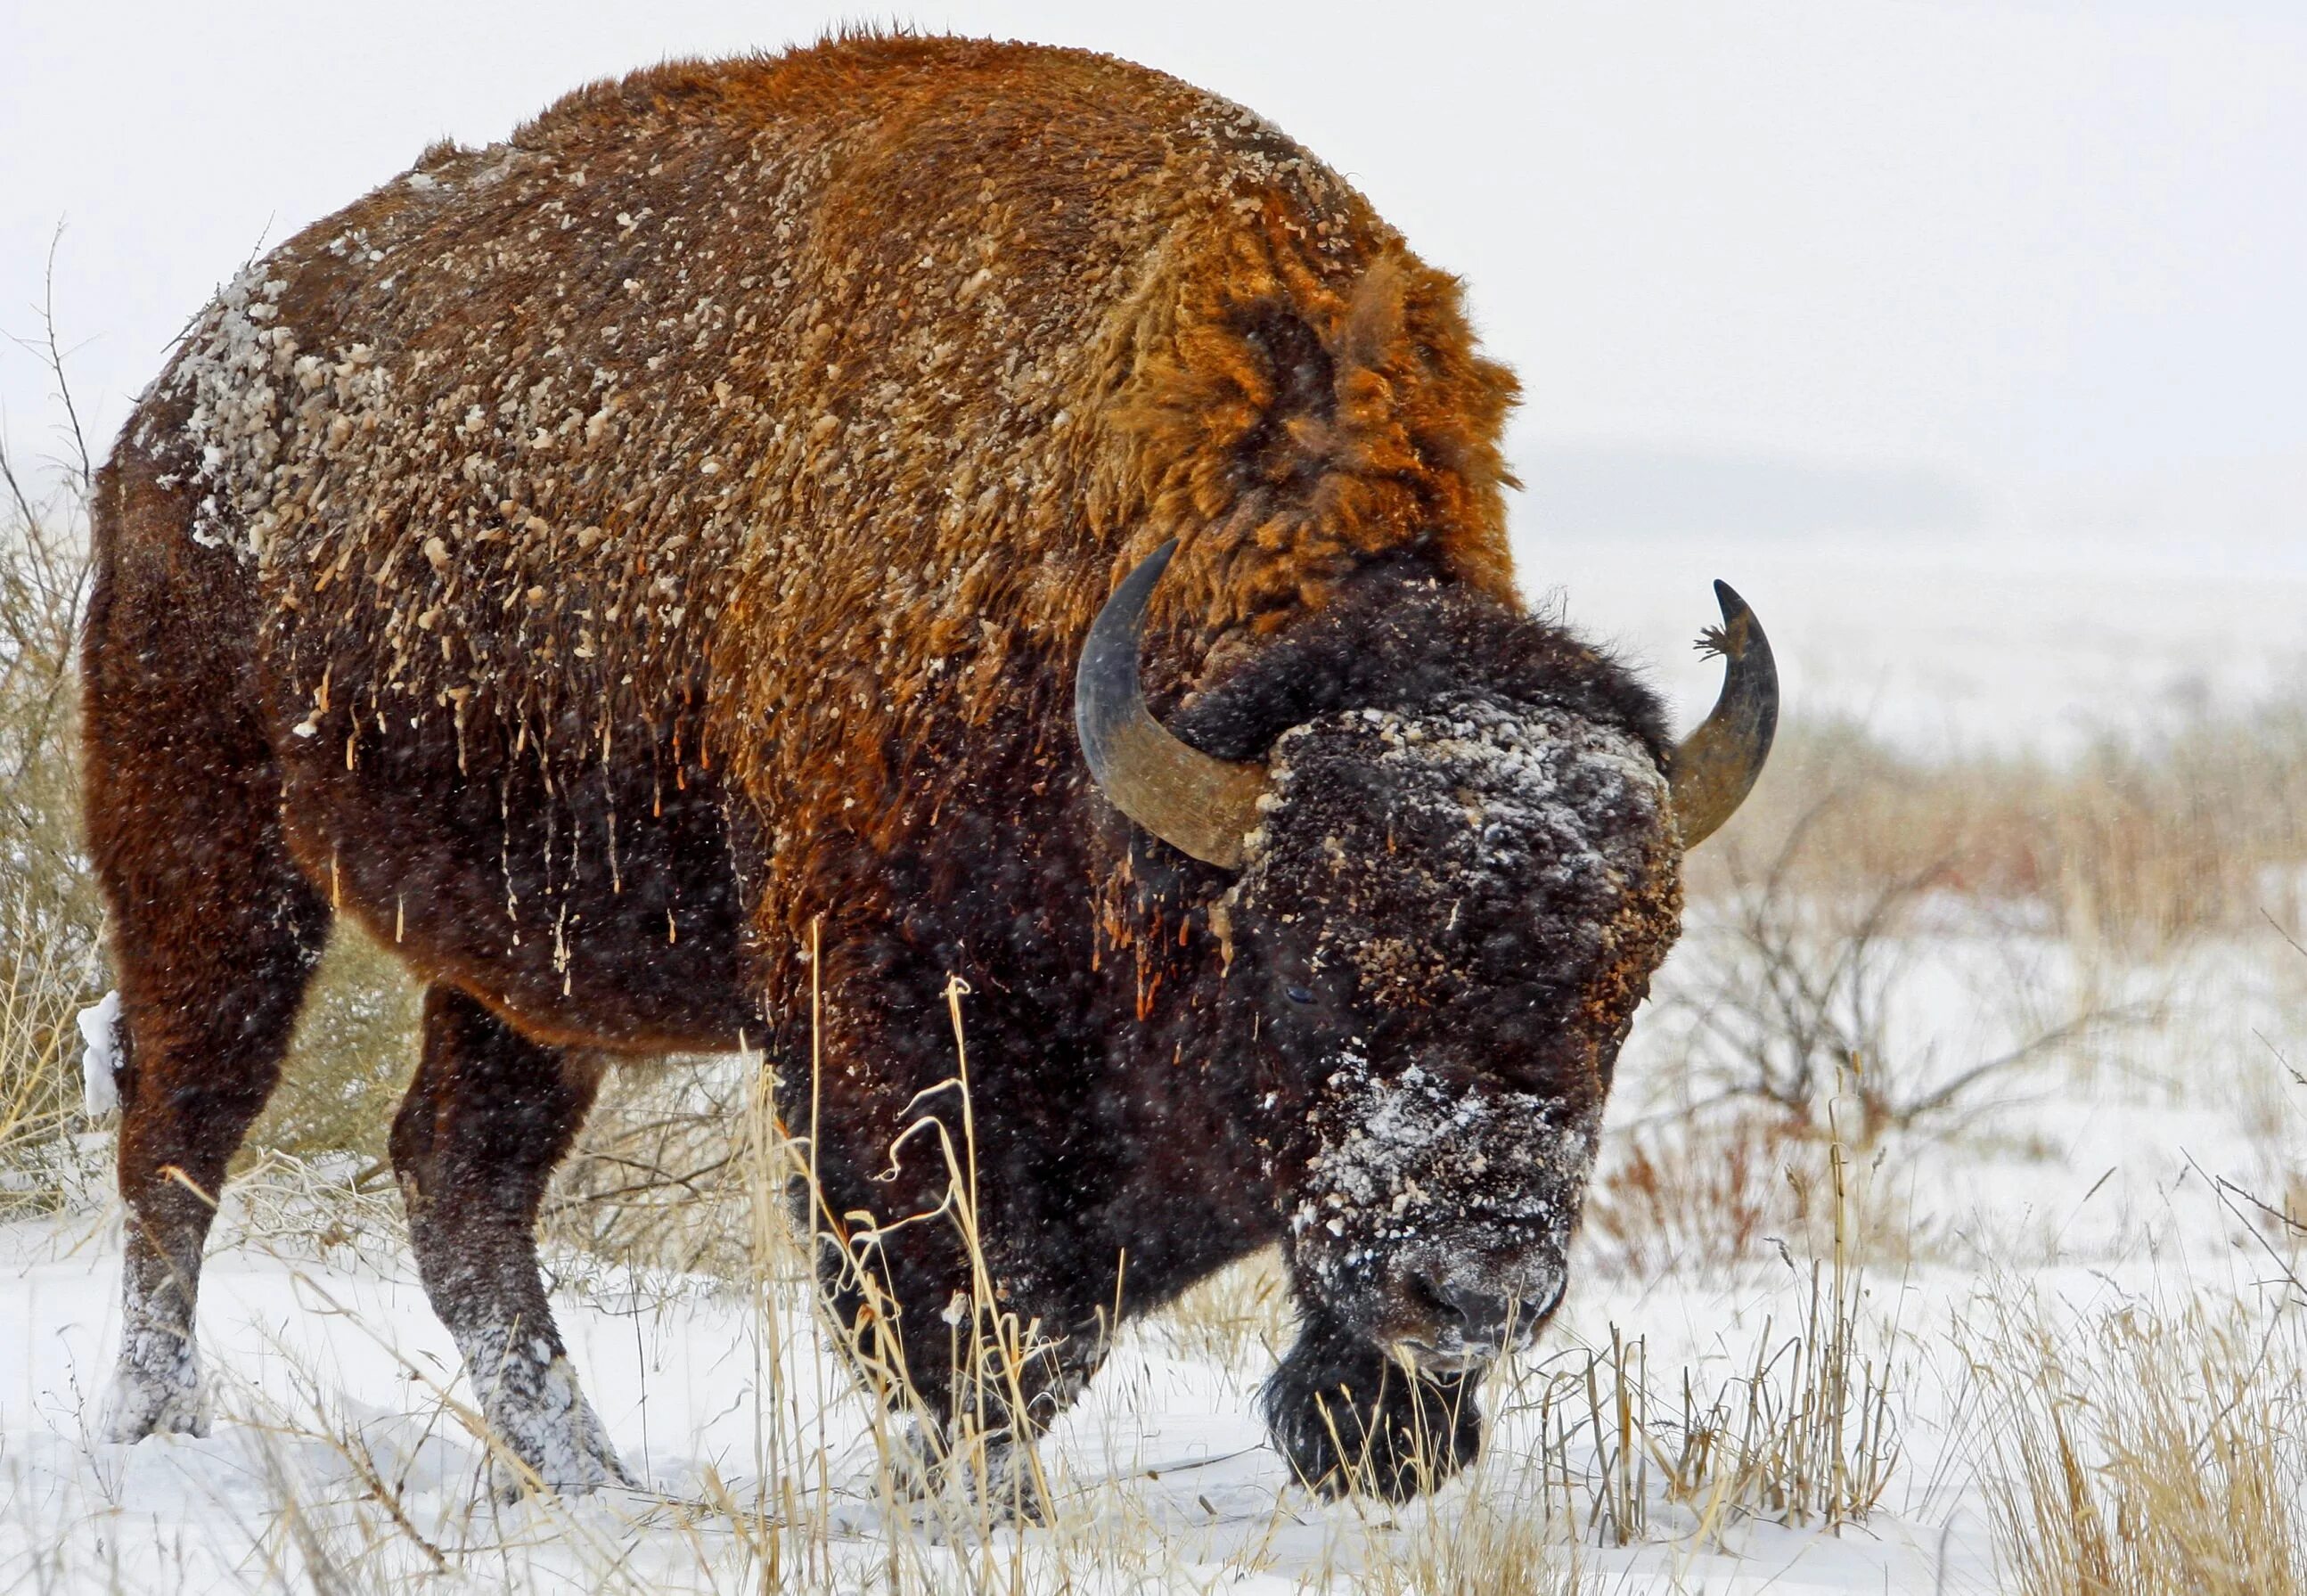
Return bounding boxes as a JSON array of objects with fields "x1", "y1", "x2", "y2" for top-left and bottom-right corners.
[
  {"x1": 149, "y1": 35, "x2": 1516, "y2": 1001},
  {"x1": 84, "y1": 34, "x2": 1682, "y2": 1502}
]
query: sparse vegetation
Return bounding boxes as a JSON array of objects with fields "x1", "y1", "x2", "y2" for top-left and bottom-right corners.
[{"x1": 1580, "y1": 1110, "x2": 1797, "y2": 1278}]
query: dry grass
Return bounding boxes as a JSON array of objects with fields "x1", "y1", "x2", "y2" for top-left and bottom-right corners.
[
  {"x1": 0, "y1": 419, "x2": 106, "y2": 1204},
  {"x1": 1581, "y1": 1111, "x2": 1798, "y2": 1279},
  {"x1": 1699, "y1": 711, "x2": 2307, "y2": 953},
  {"x1": 1351, "y1": 1451, "x2": 1587, "y2": 1594},
  {"x1": 1976, "y1": 1289, "x2": 2307, "y2": 1596},
  {"x1": 1528, "y1": 1125, "x2": 1901, "y2": 1552},
  {"x1": 1653, "y1": 1278, "x2": 1900, "y2": 1534},
  {"x1": 1152, "y1": 1248, "x2": 1296, "y2": 1370}
]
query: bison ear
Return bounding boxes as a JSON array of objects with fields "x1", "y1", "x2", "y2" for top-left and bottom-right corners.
[
  {"x1": 1666, "y1": 580, "x2": 1779, "y2": 848},
  {"x1": 1075, "y1": 540, "x2": 1272, "y2": 870}
]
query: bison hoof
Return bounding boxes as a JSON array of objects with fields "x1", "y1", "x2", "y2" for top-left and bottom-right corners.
[
  {"x1": 462, "y1": 1336, "x2": 638, "y2": 1501},
  {"x1": 882, "y1": 1416, "x2": 1049, "y2": 1526},
  {"x1": 1261, "y1": 1314, "x2": 1484, "y2": 1502},
  {"x1": 485, "y1": 1386, "x2": 637, "y2": 1502},
  {"x1": 97, "y1": 1337, "x2": 209, "y2": 1445}
]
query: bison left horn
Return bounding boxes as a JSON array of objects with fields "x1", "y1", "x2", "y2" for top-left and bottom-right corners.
[
  {"x1": 1076, "y1": 540, "x2": 1272, "y2": 869},
  {"x1": 1667, "y1": 580, "x2": 1779, "y2": 848}
]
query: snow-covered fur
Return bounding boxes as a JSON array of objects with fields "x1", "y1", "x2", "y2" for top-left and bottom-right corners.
[
  {"x1": 452, "y1": 1323, "x2": 634, "y2": 1499},
  {"x1": 97, "y1": 1271, "x2": 209, "y2": 1444},
  {"x1": 1262, "y1": 697, "x2": 1670, "y2": 1360}
]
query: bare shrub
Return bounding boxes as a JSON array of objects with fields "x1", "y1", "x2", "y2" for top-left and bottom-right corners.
[
  {"x1": 0, "y1": 378, "x2": 105, "y2": 1194},
  {"x1": 1580, "y1": 1110, "x2": 1798, "y2": 1279},
  {"x1": 1668, "y1": 792, "x2": 2146, "y2": 1142},
  {"x1": 544, "y1": 1052, "x2": 754, "y2": 1278},
  {"x1": 0, "y1": 885, "x2": 99, "y2": 1213}
]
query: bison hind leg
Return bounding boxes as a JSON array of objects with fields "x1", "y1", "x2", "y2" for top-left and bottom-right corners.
[
  {"x1": 390, "y1": 986, "x2": 632, "y2": 1498},
  {"x1": 1261, "y1": 1304, "x2": 1485, "y2": 1501}
]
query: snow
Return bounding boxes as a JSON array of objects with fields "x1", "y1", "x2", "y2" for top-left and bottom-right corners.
[{"x1": 75, "y1": 992, "x2": 119, "y2": 1123}]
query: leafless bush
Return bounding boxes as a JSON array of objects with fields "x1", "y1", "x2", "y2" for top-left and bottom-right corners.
[
  {"x1": 241, "y1": 925, "x2": 424, "y2": 1177},
  {"x1": 543, "y1": 1052, "x2": 755, "y2": 1278},
  {"x1": 1666, "y1": 793, "x2": 2148, "y2": 1143}
]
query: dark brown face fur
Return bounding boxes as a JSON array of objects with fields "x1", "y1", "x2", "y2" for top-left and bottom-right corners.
[
  {"x1": 1242, "y1": 695, "x2": 1678, "y2": 1363},
  {"x1": 1176, "y1": 569, "x2": 1682, "y2": 1374}
]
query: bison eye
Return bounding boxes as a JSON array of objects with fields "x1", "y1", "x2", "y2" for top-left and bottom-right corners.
[{"x1": 1285, "y1": 985, "x2": 1316, "y2": 1005}]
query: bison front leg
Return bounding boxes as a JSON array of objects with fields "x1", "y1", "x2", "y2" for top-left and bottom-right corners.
[
  {"x1": 804, "y1": 1138, "x2": 1111, "y2": 1517},
  {"x1": 390, "y1": 986, "x2": 632, "y2": 1497},
  {"x1": 868, "y1": 1313, "x2": 1109, "y2": 1522},
  {"x1": 1261, "y1": 1302, "x2": 1485, "y2": 1501}
]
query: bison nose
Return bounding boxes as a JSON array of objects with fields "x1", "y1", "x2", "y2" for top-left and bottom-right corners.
[
  {"x1": 1410, "y1": 1267, "x2": 1568, "y2": 1346},
  {"x1": 1411, "y1": 1269, "x2": 1516, "y2": 1344}
]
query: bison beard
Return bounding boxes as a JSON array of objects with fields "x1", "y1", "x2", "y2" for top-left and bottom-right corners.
[
  {"x1": 1263, "y1": 1305, "x2": 1485, "y2": 1500},
  {"x1": 80, "y1": 35, "x2": 1772, "y2": 1502}
]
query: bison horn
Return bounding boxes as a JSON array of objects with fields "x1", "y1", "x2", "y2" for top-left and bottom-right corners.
[
  {"x1": 1076, "y1": 540, "x2": 1272, "y2": 869},
  {"x1": 1668, "y1": 580, "x2": 1779, "y2": 848}
]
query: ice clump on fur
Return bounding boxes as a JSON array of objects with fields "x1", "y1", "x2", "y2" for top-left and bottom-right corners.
[
  {"x1": 78, "y1": 989, "x2": 121, "y2": 1120},
  {"x1": 167, "y1": 266, "x2": 300, "y2": 557},
  {"x1": 454, "y1": 1323, "x2": 636, "y2": 1498}
]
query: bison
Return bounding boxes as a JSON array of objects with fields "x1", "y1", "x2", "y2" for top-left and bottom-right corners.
[{"x1": 82, "y1": 33, "x2": 1774, "y2": 1502}]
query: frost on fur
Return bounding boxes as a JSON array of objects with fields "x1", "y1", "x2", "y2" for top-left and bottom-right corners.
[
  {"x1": 77, "y1": 988, "x2": 121, "y2": 1121},
  {"x1": 452, "y1": 1323, "x2": 634, "y2": 1497}
]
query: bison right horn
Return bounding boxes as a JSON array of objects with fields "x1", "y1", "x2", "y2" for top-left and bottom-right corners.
[
  {"x1": 1666, "y1": 580, "x2": 1779, "y2": 848},
  {"x1": 1076, "y1": 540, "x2": 1272, "y2": 870}
]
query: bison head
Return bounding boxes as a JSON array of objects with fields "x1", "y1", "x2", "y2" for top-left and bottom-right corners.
[{"x1": 1078, "y1": 541, "x2": 1774, "y2": 1495}]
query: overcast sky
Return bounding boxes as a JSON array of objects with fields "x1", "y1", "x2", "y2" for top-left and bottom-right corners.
[{"x1": 4, "y1": 0, "x2": 2303, "y2": 517}]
